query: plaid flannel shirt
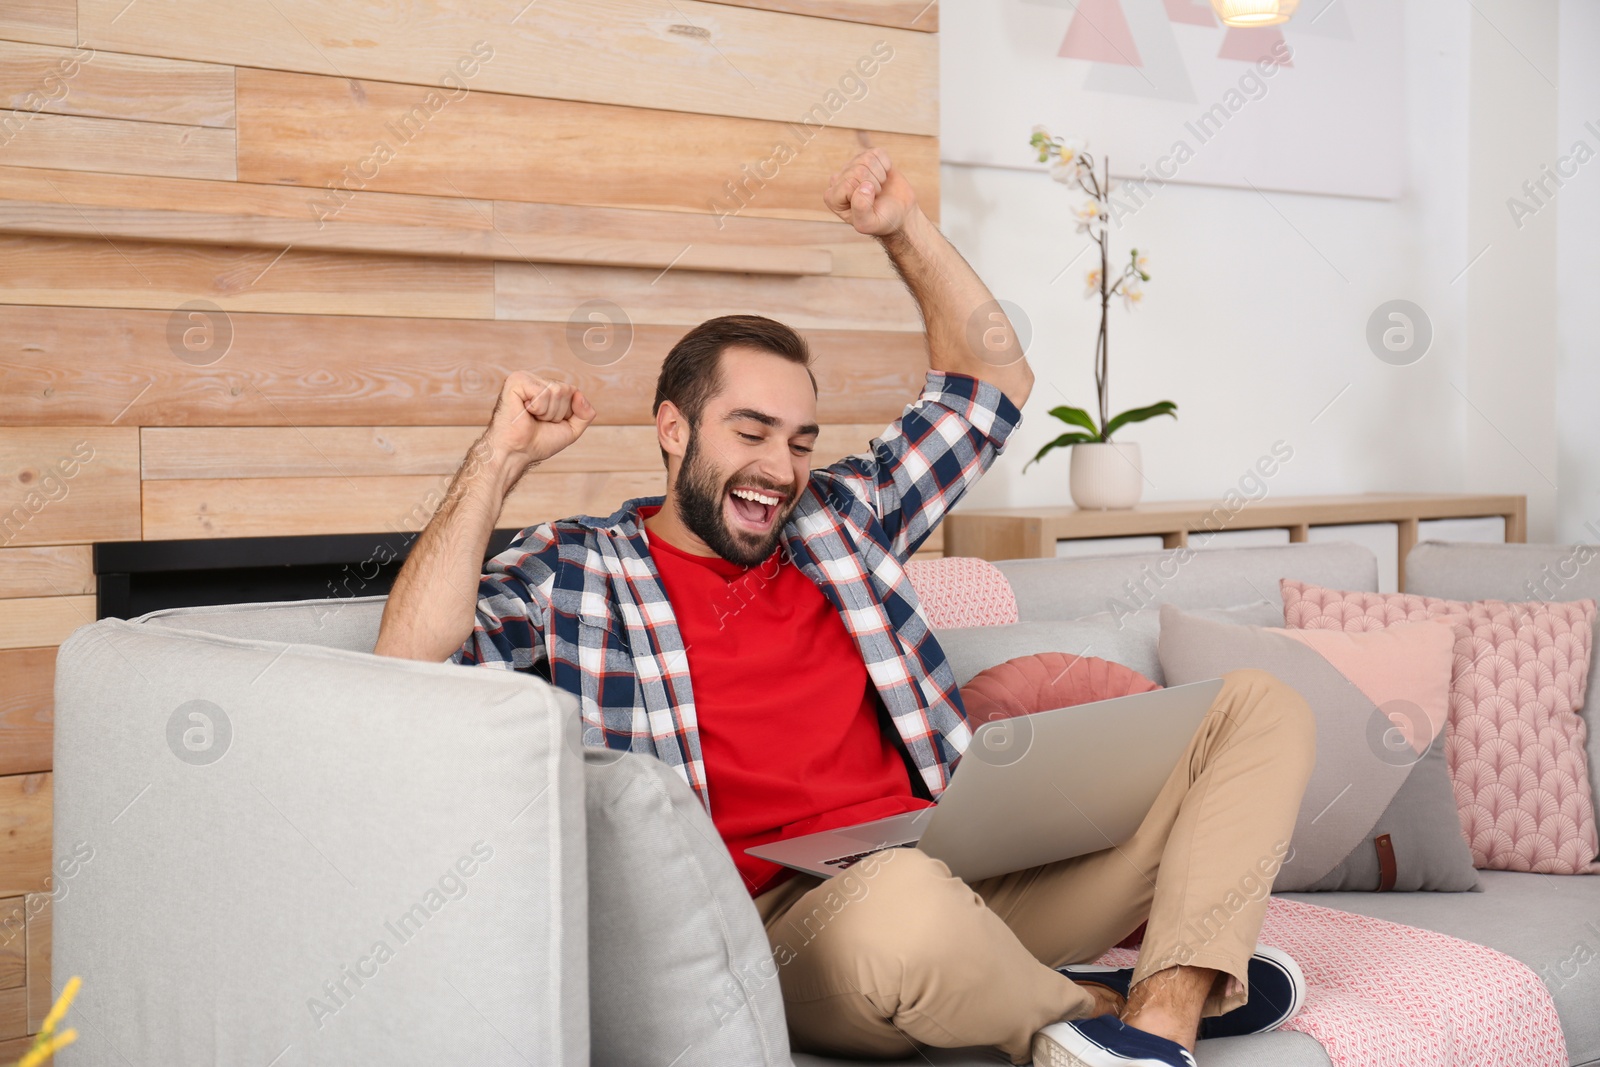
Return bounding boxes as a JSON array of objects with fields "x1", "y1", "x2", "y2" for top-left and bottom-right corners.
[{"x1": 452, "y1": 370, "x2": 1023, "y2": 813}]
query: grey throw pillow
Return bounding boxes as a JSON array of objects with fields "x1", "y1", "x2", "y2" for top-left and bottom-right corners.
[
  {"x1": 935, "y1": 600, "x2": 1283, "y2": 687},
  {"x1": 585, "y1": 750, "x2": 792, "y2": 1066},
  {"x1": 1158, "y1": 605, "x2": 1479, "y2": 892}
]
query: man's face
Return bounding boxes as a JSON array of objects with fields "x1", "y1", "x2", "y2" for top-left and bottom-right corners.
[{"x1": 669, "y1": 346, "x2": 818, "y2": 567}]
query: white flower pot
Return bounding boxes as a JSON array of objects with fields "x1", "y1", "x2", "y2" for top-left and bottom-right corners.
[{"x1": 1069, "y1": 441, "x2": 1144, "y2": 510}]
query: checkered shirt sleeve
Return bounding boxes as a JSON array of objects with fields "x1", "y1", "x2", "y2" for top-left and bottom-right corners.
[
  {"x1": 450, "y1": 522, "x2": 559, "y2": 673},
  {"x1": 820, "y1": 370, "x2": 1023, "y2": 559}
]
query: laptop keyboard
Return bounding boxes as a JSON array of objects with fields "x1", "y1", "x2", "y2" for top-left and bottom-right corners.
[{"x1": 822, "y1": 841, "x2": 917, "y2": 869}]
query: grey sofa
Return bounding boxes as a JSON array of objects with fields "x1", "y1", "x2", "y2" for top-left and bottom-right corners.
[{"x1": 49, "y1": 540, "x2": 1600, "y2": 1066}]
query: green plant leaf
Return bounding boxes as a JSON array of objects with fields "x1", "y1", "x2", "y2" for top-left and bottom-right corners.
[
  {"x1": 1046, "y1": 405, "x2": 1101, "y2": 437},
  {"x1": 1022, "y1": 431, "x2": 1097, "y2": 472},
  {"x1": 1102, "y1": 400, "x2": 1177, "y2": 439}
]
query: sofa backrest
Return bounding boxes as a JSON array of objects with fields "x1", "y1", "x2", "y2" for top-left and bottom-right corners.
[
  {"x1": 992, "y1": 541, "x2": 1379, "y2": 623},
  {"x1": 1406, "y1": 540, "x2": 1600, "y2": 824},
  {"x1": 136, "y1": 594, "x2": 386, "y2": 651}
]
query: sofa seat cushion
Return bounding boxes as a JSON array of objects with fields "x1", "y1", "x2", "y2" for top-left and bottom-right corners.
[
  {"x1": 1090, "y1": 895, "x2": 1566, "y2": 1067},
  {"x1": 1281, "y1": 871, "x2": 1600, "y2": 1065},
  {"x1": 792, "y1": 875, "x2": 1591, "y2": 1067},
  {"x1": 791, "y1": 1028, "x2": 1332, "y2": 1065}
]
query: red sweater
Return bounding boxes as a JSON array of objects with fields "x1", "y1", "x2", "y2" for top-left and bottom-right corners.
[{"x1": 642, "y1": 509, "x2": 932, "y2": 896}]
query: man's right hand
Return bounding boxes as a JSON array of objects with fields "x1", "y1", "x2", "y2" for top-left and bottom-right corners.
[{"x1": 486, "y1": 371, "x2": 596, "y2": 482}]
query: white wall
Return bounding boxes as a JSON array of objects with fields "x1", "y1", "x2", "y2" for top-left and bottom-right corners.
[
  {"x1": 1465, "y1": 0, "x2": 1560, "y2": 538},
  {"x1": 941, "y1": 0, "x2": 1592, "y2": 549},
  {"x1": 1557, "y1": 0, "x2": 1600, "y2": 542},
  {"x1": 939, "y1": 160, "x2": 1454, "y2": 511}
]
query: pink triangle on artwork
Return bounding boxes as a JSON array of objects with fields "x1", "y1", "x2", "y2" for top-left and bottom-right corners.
[
  {"x1": 1163, "y1": 0, "x2": 1216, "y2": 26},
  {"x1": 1276, "y1": 624, "x2": 1455, "y2": 752},
  {"x1": 1218, "y1": 25, "x2": 1292, "y2": 65},
  {"x1": 1059, "y1": 0, "x2": 1144, "y2": 67}
]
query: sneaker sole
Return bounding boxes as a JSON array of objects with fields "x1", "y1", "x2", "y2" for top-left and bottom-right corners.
[
  {"x1": 1033, "y1": 1031, "x2": 1092, "y2": 1067},
  {"x1": 1032, "y1": 1024, "x2": 1191, "y2": 1067}
]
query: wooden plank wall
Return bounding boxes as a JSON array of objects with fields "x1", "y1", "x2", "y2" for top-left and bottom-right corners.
[{"x1": 0, "y1": 0, "x2": 941, "y2": 1048}]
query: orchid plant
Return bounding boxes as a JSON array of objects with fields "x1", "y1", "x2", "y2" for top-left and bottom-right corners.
[{"x1": 1023, "y1": 127, "x2": 1177, "y2": 472}]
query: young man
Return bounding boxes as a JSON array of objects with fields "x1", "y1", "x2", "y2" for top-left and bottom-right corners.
[{"x1": 375, "y1": 149, "x2": 1316, "y2": 1067}]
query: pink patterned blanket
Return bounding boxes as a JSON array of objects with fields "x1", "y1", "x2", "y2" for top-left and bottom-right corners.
[{"x1": 1094, "y1": 897, "x2": 1567, "y2": 1067}]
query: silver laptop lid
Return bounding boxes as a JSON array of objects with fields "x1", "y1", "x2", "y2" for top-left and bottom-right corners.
[{"x1": 915, "y1": 678, "x2": 1225, "y2": 882}]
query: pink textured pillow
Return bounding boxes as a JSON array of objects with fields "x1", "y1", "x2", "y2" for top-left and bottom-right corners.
[
  {"x1": 1281, "y1": 579, "x2": 1600, "y2": 874},
  {"x1": 905, "y1": 556, "x2": 1019, "y2": 628},
  {"x1": 960, "y1": 652, "x2": 1160, "y2": 728}
]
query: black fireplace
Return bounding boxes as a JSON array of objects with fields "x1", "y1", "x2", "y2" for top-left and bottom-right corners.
[{"x1": 93, "y1": 528, "x2": 526, "y2": 620}]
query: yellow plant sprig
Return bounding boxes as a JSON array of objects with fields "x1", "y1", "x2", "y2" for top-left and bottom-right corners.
[
  {"x1": 16, "y1": 1029, "x2": 75, "y2": 1067},
  {"x1": 14, "y1": 976, "x2": 81, "y2": 1067}
]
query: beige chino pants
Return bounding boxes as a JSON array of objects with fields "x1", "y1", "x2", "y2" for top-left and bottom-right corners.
[{"x1": 753, "y1": 668, "x2": 1316, "y2": 1064}]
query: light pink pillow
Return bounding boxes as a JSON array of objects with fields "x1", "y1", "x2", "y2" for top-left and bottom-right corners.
[
  {"x1": 905, "y1": 556, "x2": 1019, "y2": 628},
  {"x1": 1281, "y1": 579, "x2": 1600, "y2": 874}
]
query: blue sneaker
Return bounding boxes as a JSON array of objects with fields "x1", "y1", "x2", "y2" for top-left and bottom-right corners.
[
  {"x1": 1032, "y1": 1015, "x2": 1197, "y2": 1066},
  {"x1": 1058, "y1": 944, "x2": 1305, "y2": 1040}
]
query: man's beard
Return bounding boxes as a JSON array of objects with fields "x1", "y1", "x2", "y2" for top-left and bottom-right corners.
[{"x1": 674, "y1": 430, "x2": 792, "y2": 567}]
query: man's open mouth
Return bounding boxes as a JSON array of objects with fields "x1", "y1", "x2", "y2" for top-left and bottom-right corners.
[{"x1": 726, "y1": 485, "x2": 784, "y2": 533}]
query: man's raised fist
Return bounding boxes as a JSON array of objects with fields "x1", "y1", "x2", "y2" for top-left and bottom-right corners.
[
  {"x1": 486, "y1": 371, "x2": 596, "y2": 469},
  {"x1": 825, "y1": 147, "x2": 919, "y2": 238}
]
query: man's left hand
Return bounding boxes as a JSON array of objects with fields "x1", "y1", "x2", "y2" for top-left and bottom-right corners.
[{"x1": 825, "y1": 147, "x2": 918, "y2": 237}]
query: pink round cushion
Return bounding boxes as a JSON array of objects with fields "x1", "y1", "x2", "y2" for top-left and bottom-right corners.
[{"x1": 959, "y1": 652, "x2": 1162, "y2": 729}]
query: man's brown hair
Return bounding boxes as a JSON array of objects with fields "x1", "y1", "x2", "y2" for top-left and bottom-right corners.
[{"x1": 652, "y1": 315, "x2": 817, "y2": 467}]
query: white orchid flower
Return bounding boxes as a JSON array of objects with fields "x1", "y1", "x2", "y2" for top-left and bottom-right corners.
[{"x1": 1072, "y1": 199, "x2": 1104, "y2": 233}]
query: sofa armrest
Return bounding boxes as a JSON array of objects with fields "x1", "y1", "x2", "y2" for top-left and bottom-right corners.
[{"x1": 52, "y1": 616, "x2": 587, "y2": 1066}]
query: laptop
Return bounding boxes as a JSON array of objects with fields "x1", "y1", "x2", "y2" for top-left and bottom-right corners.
[{"x1": 745, "y1": 678, "x2": 1225, "y2": 883}]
